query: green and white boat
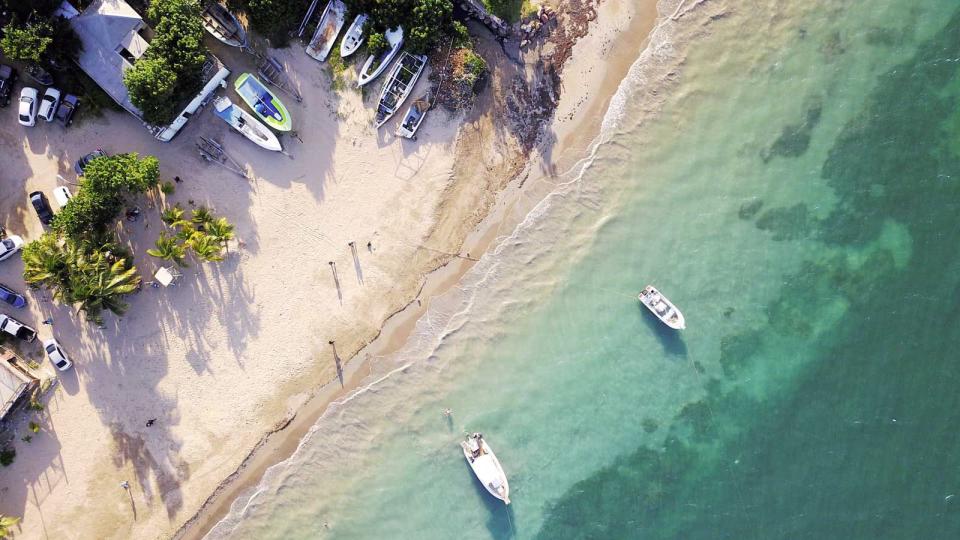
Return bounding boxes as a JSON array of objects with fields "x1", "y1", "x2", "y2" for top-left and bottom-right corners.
[{"x1": 234, "y1": 72, "x2": 292, "y2": 131}]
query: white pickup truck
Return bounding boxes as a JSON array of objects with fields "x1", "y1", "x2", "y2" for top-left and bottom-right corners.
[{"x1": 0, "y1": 313, "x2": 37, "y2": 342}]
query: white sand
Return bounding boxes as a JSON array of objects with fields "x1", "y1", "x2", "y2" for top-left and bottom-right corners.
[
  {"x1": 0, "y1": 0, "x2": 660, "y2": 536},
  {"x1": 0, "y1": 44, "x2": 459, "y2": 539}
]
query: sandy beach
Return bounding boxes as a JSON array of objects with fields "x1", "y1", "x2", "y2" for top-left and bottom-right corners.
[{"x1": 0, "y1": 0, "x2": 660, "y2": 537}]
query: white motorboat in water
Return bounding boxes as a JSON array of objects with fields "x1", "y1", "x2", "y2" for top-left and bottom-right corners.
[
  {"x1": 638, "y1": 285, "x2": 686, "y2": 329},
  {"x1": 340, "y1": 14, "x2": 368, "y2": 58},
  {"x1": 357, "y1": 27, "x2": 403, "y2": 87},
  {"x1": 461, "y1": 433, "x2": 510, "y2": 505},
  {"x1": 212, "y1": 96, "x2": 282, "y2": 152}
]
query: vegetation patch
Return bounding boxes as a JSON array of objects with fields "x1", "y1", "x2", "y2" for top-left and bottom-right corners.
[
  {"x1": 124, "y1": 0, "x2": 207, "y2": 125},
  {"x1": 150, "y1": 205, "x2": 235, "y2": 266},
  {"x1": 23, "y1": 153, "x2": 159, "y2": 324}
]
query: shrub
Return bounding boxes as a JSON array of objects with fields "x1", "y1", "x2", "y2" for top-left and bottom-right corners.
[
  {"x1": 124, "y1": 0, "x2": 206, "y2": 125},
  {"x1": 0, "y1": 448, "x2": 14, "y2": 467},
  {"x1": 160, "y1": 181, "x2": 176, "y2": 195},
  {"x1": 28, "y1": 422, "x2": 40, "y2": 433},
  {"x1": 229, "y1": 0, "x2": 310, "y2": 47},
  {"x1": 0, "y1": 18, "x2": 54, "y2": 62},
  {"x1": 366, "y1": 32, "x2": 387, "y2": 56}
]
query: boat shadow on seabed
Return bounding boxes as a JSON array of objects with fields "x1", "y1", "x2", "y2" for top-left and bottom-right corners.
[
  {"x1": 463, "y1": 465, "x2": 516, "y2": 539},
  {"x1": 640, "y1": 308, "x2": 688, "y2": 359}
]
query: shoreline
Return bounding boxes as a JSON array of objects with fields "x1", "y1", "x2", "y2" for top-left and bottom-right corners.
[{"x1": 175, "y1": 1, "x2": 663, "y2": 537}]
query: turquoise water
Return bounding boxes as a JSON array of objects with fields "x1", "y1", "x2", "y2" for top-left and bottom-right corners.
[{"x1": 208, "y1": 0, "x2": 960, "y2": 538}]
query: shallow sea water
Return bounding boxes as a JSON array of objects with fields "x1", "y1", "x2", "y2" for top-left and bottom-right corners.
[{"x1": 208, "y1": 0, "x2": 960, "y2": 538}]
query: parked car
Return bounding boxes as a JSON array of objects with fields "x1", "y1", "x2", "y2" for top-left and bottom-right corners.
[
  {"x1": 0, "y1": 313, "x2": 37, "y2": 343},
  {"x1": 0, "y1": 235, "x2": 23, "y2": 262},
  {"x1": 75, "y1": 149, "x2": 107, "y2": 175},
  {"x1": 18, "y1": 87, "x2": 38, "y2": 127},
  {"x1": 29, "y1": 191, "x2": 55, "y2": 225},
  {"x1": 0, "y1": 64, "x2": 16, "y2": 107},
  {"x1": 38, "y1": 87, "x2": 61, "y2": 122},
  {"x1": 53, "y1": 186, "x2": 72, "y2": 208},
  {"x1": 43, "y1": 339, "x2": 72, "y2": 371},
  {"x1": 55, "y1": 94, "x2": 79, "y2": 126},
  {"x1": 0, "y1": 284, "x2": 26, "y2": 309}
]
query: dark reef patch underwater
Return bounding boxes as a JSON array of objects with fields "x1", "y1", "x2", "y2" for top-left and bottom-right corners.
[{"x1": 535, "y1": 7, "x2": 960, "y2": 540}]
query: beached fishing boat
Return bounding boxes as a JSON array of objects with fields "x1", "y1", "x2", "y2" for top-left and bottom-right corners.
[
  {"x1": 396, "y1": 98, "x2": 429, "y2": 139},
  {"x1": 638, "y1": 285, "x2": 686, "y2": 329},
  {"x1": 305, "y1": 0, "x2": 346, "y2": 62},
  {"x1": 461, "y1": 433, "x2": 510, "y2": 505},
  {"x1": 213, "y1": 96, "x2": 282, "y2": 152},
  {"x1": 339, "y1": 14, "x2": 368, "y2": 58},
  {"x1": 201, "y1": 2, "x2": 247, "y2": 48},
  {"x1": 234, "y1": 72, "x2": 292, "y2": 131},
  {"x1": 357, "y1": 27, "x2": 403, "y2": 87},
  {"x1": 375, "y1": 52, "x2": 427, "y2": 128}
]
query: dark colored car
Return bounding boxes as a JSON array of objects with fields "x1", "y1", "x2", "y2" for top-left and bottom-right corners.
[
  {"x1": 0, "y1": 64, "x2": 16, "y2": 107},
  {"x1": 55, "y1": 93, "x2": 79, "y2": 126},
  {"x1": 29, "y1": 191, "x2": 55, "y2": 225},
  {"x1": 0, "y1": 283, "x2": 26, "y2": 309},
  {"x1": 75, "y1": 149, "x2": 107, "y2": 175}
]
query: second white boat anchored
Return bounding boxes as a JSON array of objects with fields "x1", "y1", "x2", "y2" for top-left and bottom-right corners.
[
  {"x1": 461, "y1": 433, "x2": 510, "y2": 505},
  {"x1": 638, "y1": 285, "x2": 686, "y2": 329}
]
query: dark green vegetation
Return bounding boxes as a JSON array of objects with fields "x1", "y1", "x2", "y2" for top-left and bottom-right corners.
[
  {"x1": 228, "y1": 0, "x2": 310, "y2": 46},
  {"x1": 124, "y1": 0, "x2": 206, "y2": 125},
  {"x1": 482, "y1": 0, "x2": 533, "y2": 23},
  {"x1": 23, "y1": 154, "x2": 159, "y2": 324},
  {"x1": 0, "y1": 0, "x2": 82, "y2": 69},
  {"x1": 231, "y1": 0, "x2": 461, "y2": 53},
  {"x1": 536, "y1": 11, "x2": 960, "y2": 539}
]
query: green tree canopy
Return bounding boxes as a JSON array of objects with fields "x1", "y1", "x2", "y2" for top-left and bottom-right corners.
[
  {"x1": 53, "y1": 153, "x2": 160, "y2": 240},
  {"x1": 124, "y1": 0, "x2": 207, "y2": 125},
  {"x1": 123, "y1": 56, "x2": 179, "y2": 125},
  {"x1": 0, "y1": 18, "x2": 53, "y2": 63}
]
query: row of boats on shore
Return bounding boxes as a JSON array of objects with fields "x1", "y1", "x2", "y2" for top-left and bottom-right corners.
[{"x1": 201, "y1": 1, "x2": 431, "y2": 152}]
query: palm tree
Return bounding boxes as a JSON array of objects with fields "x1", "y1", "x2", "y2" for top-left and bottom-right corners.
[
  {"x1": 21, "y1": 233, "x2": 69, "y2": 295},
  {"x1": 161, "y1": 204, "x2": 189, "y2": 229},
  {"x1": 191, "y1": 206, "x2": 214, "y2": 231},
  {"x1": 0, "y1": 514, "x2": 20, "y2": 538},
  {"x1": 205, "y1": 217, "x2": 235, "y2": 250},
  {"x1": 147, "y1": 233, "x2": 188, "y2": 267},
  {"x1": 187, "y1": 232, "x2": 223, "y2": 262},
  {"x1": 68, "y1": 257, "x2": 141, "y2": 324}
]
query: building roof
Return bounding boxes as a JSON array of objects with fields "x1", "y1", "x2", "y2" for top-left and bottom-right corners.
[
  {"x1": 70, "y1": 0, "x2": 149, "y2": 117},
  {"x1": 0, "y1": 353, "x2": 37, "y2": 421}
]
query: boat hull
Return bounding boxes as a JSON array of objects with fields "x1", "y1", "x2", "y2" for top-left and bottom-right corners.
[
  {"x1": 357, "y1": 27, "x2": 403, "y2": 87},
  {"x1": 202, "y1": 3, "x2": 247, "y2": 48},
  {"x1": 461, "y1": 435, "x2": 510, "y2": 505},
  {"x1": 340, "y1": 14, "x2": 368, "y2": 58},
  {"x1": 234, "y1": 73, "x2": 293, "y2": 131},
  {"x1": 306, "y1": 0, "x2": 346, "y2": 62},
  {"x1": 397, "y1": 99, "x2": 428, "y2": 139},
  {"x1": 375, "y1": 53, "x2": 427, "y2": 128},
  {"x1": 213, "y1": 96, "x2": 282, "y2": 152},
  {"x1": 638, "y1": 285, "x2": 686, "y2": 329}
]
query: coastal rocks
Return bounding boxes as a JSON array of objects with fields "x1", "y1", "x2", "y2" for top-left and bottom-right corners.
[
  {"x1": 761, "y1": 103, "x2": 823, "y2": 163},
  {"x1": 519, "y1": 5, "x2": 557, "y2": 49},
  {"x1": 457, "y1": 0, "x2": 511, "y2": 38}
]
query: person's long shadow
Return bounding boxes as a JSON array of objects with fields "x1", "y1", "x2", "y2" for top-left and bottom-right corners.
[{"x1": 639, "y1": 309, "x2": 688, "y2": 359}]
